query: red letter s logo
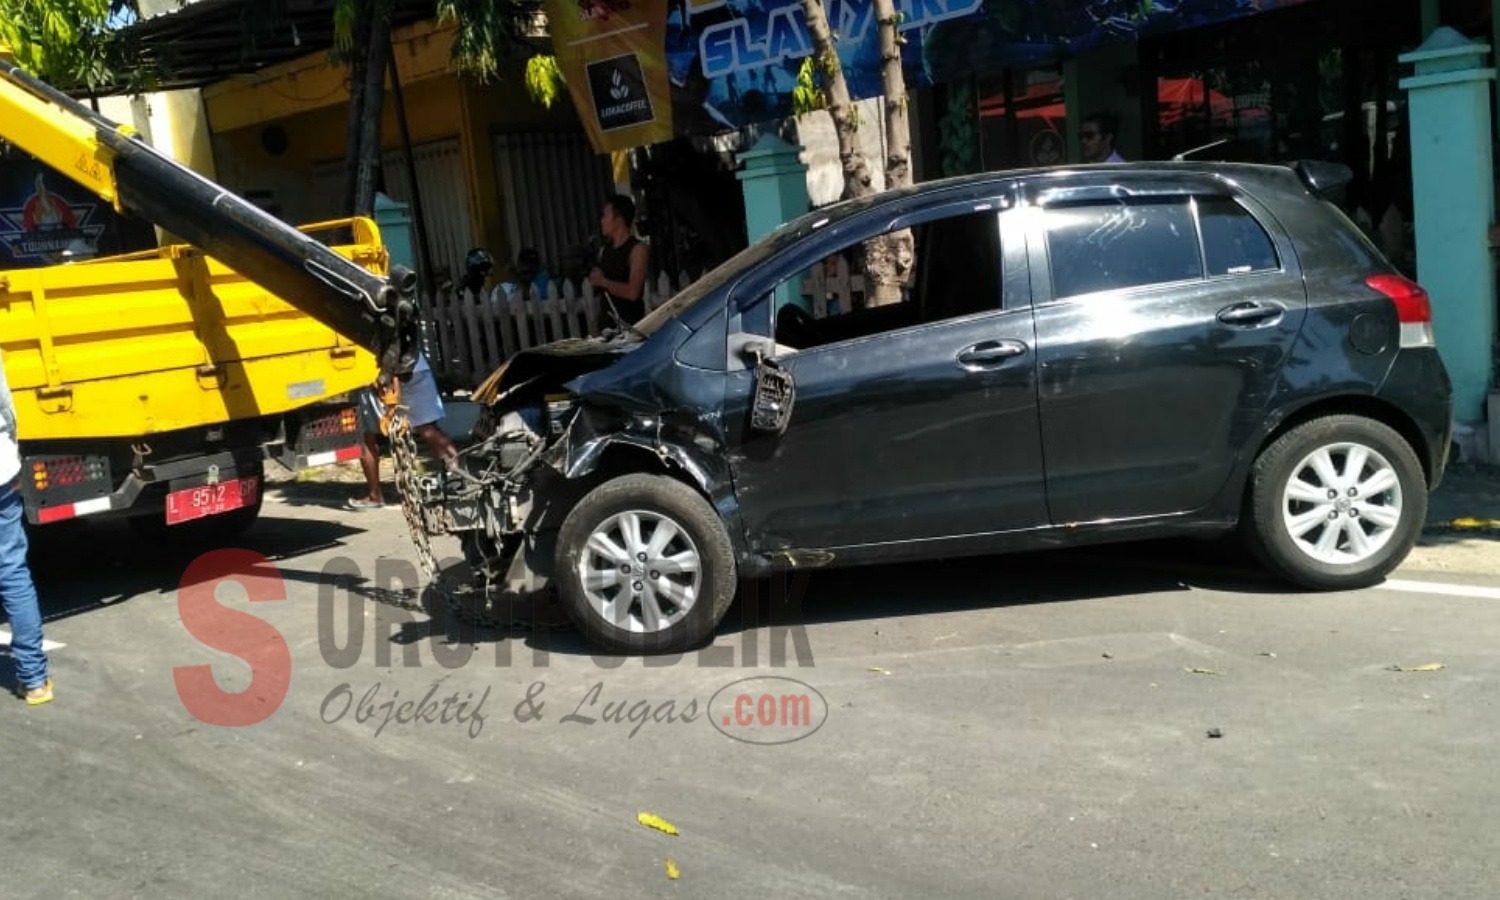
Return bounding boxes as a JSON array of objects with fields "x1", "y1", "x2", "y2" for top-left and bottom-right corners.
[{"x1": 173, "y1": 549, "x2": 291, "y2": 727}]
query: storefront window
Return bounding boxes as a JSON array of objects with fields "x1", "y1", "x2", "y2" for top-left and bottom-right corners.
[
  {"x1": 977, "y1": 67, "x2": 1067, "y2": 171},
  {"x1": 1152, "y1": 43, "x2": 1414, "y2": 277}
]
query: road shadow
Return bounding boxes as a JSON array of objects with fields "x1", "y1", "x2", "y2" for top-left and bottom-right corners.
[
  {"x1": 267, "y1": 480, "x2": 400, "y2": 511},
  {"x1": 354, "y1": 537, "x2": 1304, "y2": 663},
  {"x1": 22, "y1": 513, "x2": 367, "y2": 624},
  {"x1": 1416, "y1": 526, "x2": 1500, "y2": 547}
]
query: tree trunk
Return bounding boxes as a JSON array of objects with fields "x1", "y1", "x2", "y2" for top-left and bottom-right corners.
[
  {"x1": 867, "y1": 0, "x2": 911, "y2": 304},
  {"x1": 352, "y1": 12, "x2": 393, "y2": 217},
  {"x1": 875, "y1": 0, "x2": 909, "y2": 192},
  {"x1": 798, "y1": 0, "x2": 872, "y2": 200}
]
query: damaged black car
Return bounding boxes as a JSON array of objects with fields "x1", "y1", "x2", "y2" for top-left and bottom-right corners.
[{"x1": 425, "y1": 161, "x2": 1452, "y2": 654}]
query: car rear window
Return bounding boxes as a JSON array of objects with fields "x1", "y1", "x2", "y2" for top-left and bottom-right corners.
[
  {"x1": 1045, "y1": 199, "x2": 1201, "y2": 298},
  {"x1": 1198, "y1": 197, "x2": 1279, "y2": 276}
]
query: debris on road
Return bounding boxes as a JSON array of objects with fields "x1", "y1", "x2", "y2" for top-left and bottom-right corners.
[
  {"x1": 1185, "y1": 667, "x2": 1222, "y2": 676},
  {"x1": 1449, "y1": 517, "x2": 1500, "y2": 530},
  {"x1": 1206, "y1": 728, "x2": 1224, "y2": 739},
  {"x1": 1102, "y1": 652, "x2": 1114, "y2": 659},
  {"x1": 868, "y1": 667, "x2": 892, "y2": 675},
  {"x1": 1258, "y1": 651, "x2": 1277, "y2": 658},
  {"x1": 1387, "y1": 662, "x2": 1446, "y2": 673},
  {"x1": 638, "y1": 812, "x2": 679, "y2": 836},
  {"x1": 666, "y1": 858, "x2": 680, "y2": 880}
]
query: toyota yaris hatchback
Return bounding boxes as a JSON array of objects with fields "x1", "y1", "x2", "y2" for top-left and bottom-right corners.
[{"x1": 432, "y1": 161, "x2": 1452, "y2": 653}]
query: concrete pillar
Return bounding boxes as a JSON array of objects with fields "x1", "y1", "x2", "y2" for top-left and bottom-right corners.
[
  {"x1": 1400, "y1": 28, "x2": 1497, "y2": 460},
  {"x1": 373, "y1": 193, "x2": 415, "y2": 272},
  {"x1": 737, "y1": 134, "x2": 811, "y2": 311}
]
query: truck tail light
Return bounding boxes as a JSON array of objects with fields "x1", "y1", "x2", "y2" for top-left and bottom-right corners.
[
  {"x1": 30, "y1": 455, "x2": 107, "y2": 491},
  {"x1": 302, "y1": 405, "x2": 360, "y2": 440},
  {"x1": 1366, "y1": 274, "x2": 1434, "y2": 349},
  {"x1": 26, "y1": 454, "x2": 113, "y2": 524}
]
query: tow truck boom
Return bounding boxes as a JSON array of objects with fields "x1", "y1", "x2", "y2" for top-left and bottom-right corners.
[{"x1": 0, "y1": 60, "x2": 419, "y2": 379}]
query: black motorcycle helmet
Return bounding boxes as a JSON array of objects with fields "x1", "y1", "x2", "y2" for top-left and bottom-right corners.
[{"x1": 462, "y1": 247, "x2": 495, "y2": 294}]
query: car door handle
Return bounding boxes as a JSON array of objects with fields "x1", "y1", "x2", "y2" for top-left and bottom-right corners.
[
  {"x1": 1217, "y1": 301, "x2": 1285, "y2": 327},
  {"x1": 956, "y1": 340, "x2": 1028, "y2": 370}
]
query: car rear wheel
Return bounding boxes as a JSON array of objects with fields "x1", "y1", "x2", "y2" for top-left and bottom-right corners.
[
  {"x1": 555, "y1": 474, "x2": 737, "y2": 654},
  {"x1": 1245, "y1": 415, "x2": 1426, "y2": 590}
]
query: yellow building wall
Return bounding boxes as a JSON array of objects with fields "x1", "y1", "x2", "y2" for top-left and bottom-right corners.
[
  {"x1": 459, "y1": 63, "x2": 584, "y2": 269},
  {"x1": 201, "y1": 18, "x2": 589, "y2": 268}
]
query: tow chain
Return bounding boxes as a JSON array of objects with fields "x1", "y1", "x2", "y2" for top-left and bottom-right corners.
[{"x1": 382, "y1": 403, "x2": 571, "y2": 634}]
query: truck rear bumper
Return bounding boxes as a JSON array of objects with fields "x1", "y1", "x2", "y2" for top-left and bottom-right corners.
[{"x1": 25, "y1": 448, "x2": 264, "y2": 526}]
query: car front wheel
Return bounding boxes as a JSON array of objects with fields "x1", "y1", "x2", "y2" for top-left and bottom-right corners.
[
  {"x1": 1246, "y1": 415, "x2": 1427, "y2": 590},
  {"x1": 556, "y1": 474, "x2": 737, "y2": 654}
]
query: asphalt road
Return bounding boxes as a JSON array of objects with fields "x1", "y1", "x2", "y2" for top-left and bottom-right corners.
[{"x1": 3, "y1": 482, "x2": 1498, "y2": 899}]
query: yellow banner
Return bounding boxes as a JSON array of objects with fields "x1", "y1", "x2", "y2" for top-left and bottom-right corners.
[{"x1": 546, "y1": 0, "x2": 674, "y2": 154}]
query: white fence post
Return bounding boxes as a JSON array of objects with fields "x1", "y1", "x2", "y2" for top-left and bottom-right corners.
[{"x1": 429, "y1": 269, "x2": 709, "y2": 389}]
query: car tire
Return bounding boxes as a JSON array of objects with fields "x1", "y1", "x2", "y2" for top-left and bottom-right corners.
[
  {"x1": 1245, "y1": 415, "x2": 1426, "y2": 590},
  {"x1": 555, "y1": 473, "x2": 737, "y2": 654}
]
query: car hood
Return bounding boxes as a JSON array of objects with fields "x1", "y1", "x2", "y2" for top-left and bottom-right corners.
[{"x1": 472, "y1": 335, "x2": 641, "y2": 404}]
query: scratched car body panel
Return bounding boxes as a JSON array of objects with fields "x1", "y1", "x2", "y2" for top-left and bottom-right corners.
[{"x1": 433, "y1": 161, "x2": 1452, "y2": 654}]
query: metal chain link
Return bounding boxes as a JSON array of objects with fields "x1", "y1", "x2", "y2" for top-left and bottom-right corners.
[{"x1": 383, "y1": 404, "x2": 572, "y2": 634}]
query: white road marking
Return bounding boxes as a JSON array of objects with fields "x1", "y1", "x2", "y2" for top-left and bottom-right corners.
[
  {"x1": 0, "y1": 630, "x2": 66, "y2": 652},
  {"x1": 1378, "y1": 578, "x2": 1500, "y2": 601}
]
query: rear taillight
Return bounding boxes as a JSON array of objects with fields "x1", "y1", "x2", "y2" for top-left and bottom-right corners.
[{"x1": 1366, "y1": 274, "x2": 1434, "y2": 348}]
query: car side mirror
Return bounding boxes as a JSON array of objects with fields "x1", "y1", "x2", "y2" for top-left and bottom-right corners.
[{"x1": 749, "y1": 347, "x2": 796, "y2": 435}]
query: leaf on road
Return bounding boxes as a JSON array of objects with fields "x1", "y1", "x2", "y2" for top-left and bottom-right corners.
[
  {"x1": 1387, "y1": 662, "x2": 1446, "y2": 673},
  {"x1": 665, "y1": 858, "x2": 680, "y2": 880},
  {"x1": 638, "y1": 812, "x2": 679, "y2": 836},
  {"x1": 1185, "y1": 667, "x2": 1222, "y2": 676}
]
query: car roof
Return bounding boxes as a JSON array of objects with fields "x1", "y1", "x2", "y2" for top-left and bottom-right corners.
[{"x1": 779, "y1": 161, "x2": 1305, "y2": 237}]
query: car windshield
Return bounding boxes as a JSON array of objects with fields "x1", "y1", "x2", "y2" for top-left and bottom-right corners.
[{"x1": 632, "y1": 191, "x2": 897, "y2": 336}]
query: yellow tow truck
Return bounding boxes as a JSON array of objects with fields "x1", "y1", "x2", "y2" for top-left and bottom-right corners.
[{"x1": 0, "y1": 56, "x2": 420, "y2": 535}]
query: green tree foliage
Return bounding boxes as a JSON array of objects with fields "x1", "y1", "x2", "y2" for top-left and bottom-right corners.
[
  {"x1": 791, "y1": 56, "x2": 826, "y2": 115},
  {"x1": 524, "y1": 53, "x2": 564, "y2": 107},
  {"x1": 0, "y1": 0, "x2": 146, "y2": 93},
  {"x1": 437, "y1": 0, "x2": 539, "y2": 83}
]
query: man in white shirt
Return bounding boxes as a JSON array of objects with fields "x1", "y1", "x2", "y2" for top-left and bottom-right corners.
[
  {"x1": 0, "y1": 349, "x2": 52, "y2": 704},
  {"x1": 1081, "y1": 111, "x2": 1126, "y2": 164}
]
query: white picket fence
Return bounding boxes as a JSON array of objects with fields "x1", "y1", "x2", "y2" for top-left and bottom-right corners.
[
  {"x1": 425, "y1": 264, "x2": 870, "y2": 388},
  {"x1": 803, "y1": 255, "x2": 868, "y2": 319},
  {"x1": 425, "y1": 272, "x2": 698, "y2": 388}
]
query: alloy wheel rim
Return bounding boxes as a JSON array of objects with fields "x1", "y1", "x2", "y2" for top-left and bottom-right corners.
[
  {"x1": 1281, "y1": 441, "x2": 1403, "y2": 566},
  {"x1": 577, "y1": 510, "x2": 703, "y2": 634}
]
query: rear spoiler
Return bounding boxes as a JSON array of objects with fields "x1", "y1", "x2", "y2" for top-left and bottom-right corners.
[{"x1": 1291, "y1": 160, "x2": 1354, "y2": 204}]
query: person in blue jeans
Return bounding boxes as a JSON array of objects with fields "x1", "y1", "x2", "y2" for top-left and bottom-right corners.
[{"x1": 0, "y1": 350, "x2": 51, "y2": 705}]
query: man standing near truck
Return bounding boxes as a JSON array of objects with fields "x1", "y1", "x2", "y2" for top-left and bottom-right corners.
[
  {"x1": 0, "y1": 348, "x2": 52, "y2": 705},
  {"x1": 347, "y1": 352, "x2": 458, "y2": 510}
]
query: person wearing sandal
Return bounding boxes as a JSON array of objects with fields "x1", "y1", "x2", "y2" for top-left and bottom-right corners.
[
  {"x1": 347, "y1": 353, "x2": 456, "y2": 511},
  {"x1": 0, "y1": 349, "x2": 51, "y2": 705}
]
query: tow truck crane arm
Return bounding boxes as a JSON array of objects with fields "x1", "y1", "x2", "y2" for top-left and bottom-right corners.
[{"x1": 0, "y1": 59, "x2": 420, "y2": 380}]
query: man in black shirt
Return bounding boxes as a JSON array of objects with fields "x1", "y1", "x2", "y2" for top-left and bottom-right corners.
[{"x1": 589, "y1": 193, "x2": 650, "y2": 327}]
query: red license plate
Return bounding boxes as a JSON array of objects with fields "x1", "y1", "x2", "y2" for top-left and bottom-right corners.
[{"x1": 165, "y1": 476, "x2": 259, "y2": 525}]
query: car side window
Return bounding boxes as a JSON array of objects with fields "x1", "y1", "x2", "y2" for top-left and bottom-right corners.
[
  {"x1": 1198, "y1": 196, "x2": 1280, "y2": 276},
  {"x1": 1045, "y1": 198, "x2": 1202, "y2": 299},
  {"x1": 746, "y1": 210, "x2": 1004, "y2": 353}
]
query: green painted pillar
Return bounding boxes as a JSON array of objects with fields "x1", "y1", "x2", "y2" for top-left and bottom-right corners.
[
  {"x1": 737, "y1": 134, "x2": 810, "y2": 312},
  {"x1": 372, "y1": 192, "x2": 415, "y2": 272},
  {"x1": 1400, "y1": 28, "x2": 1497, "y2": 456}
]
